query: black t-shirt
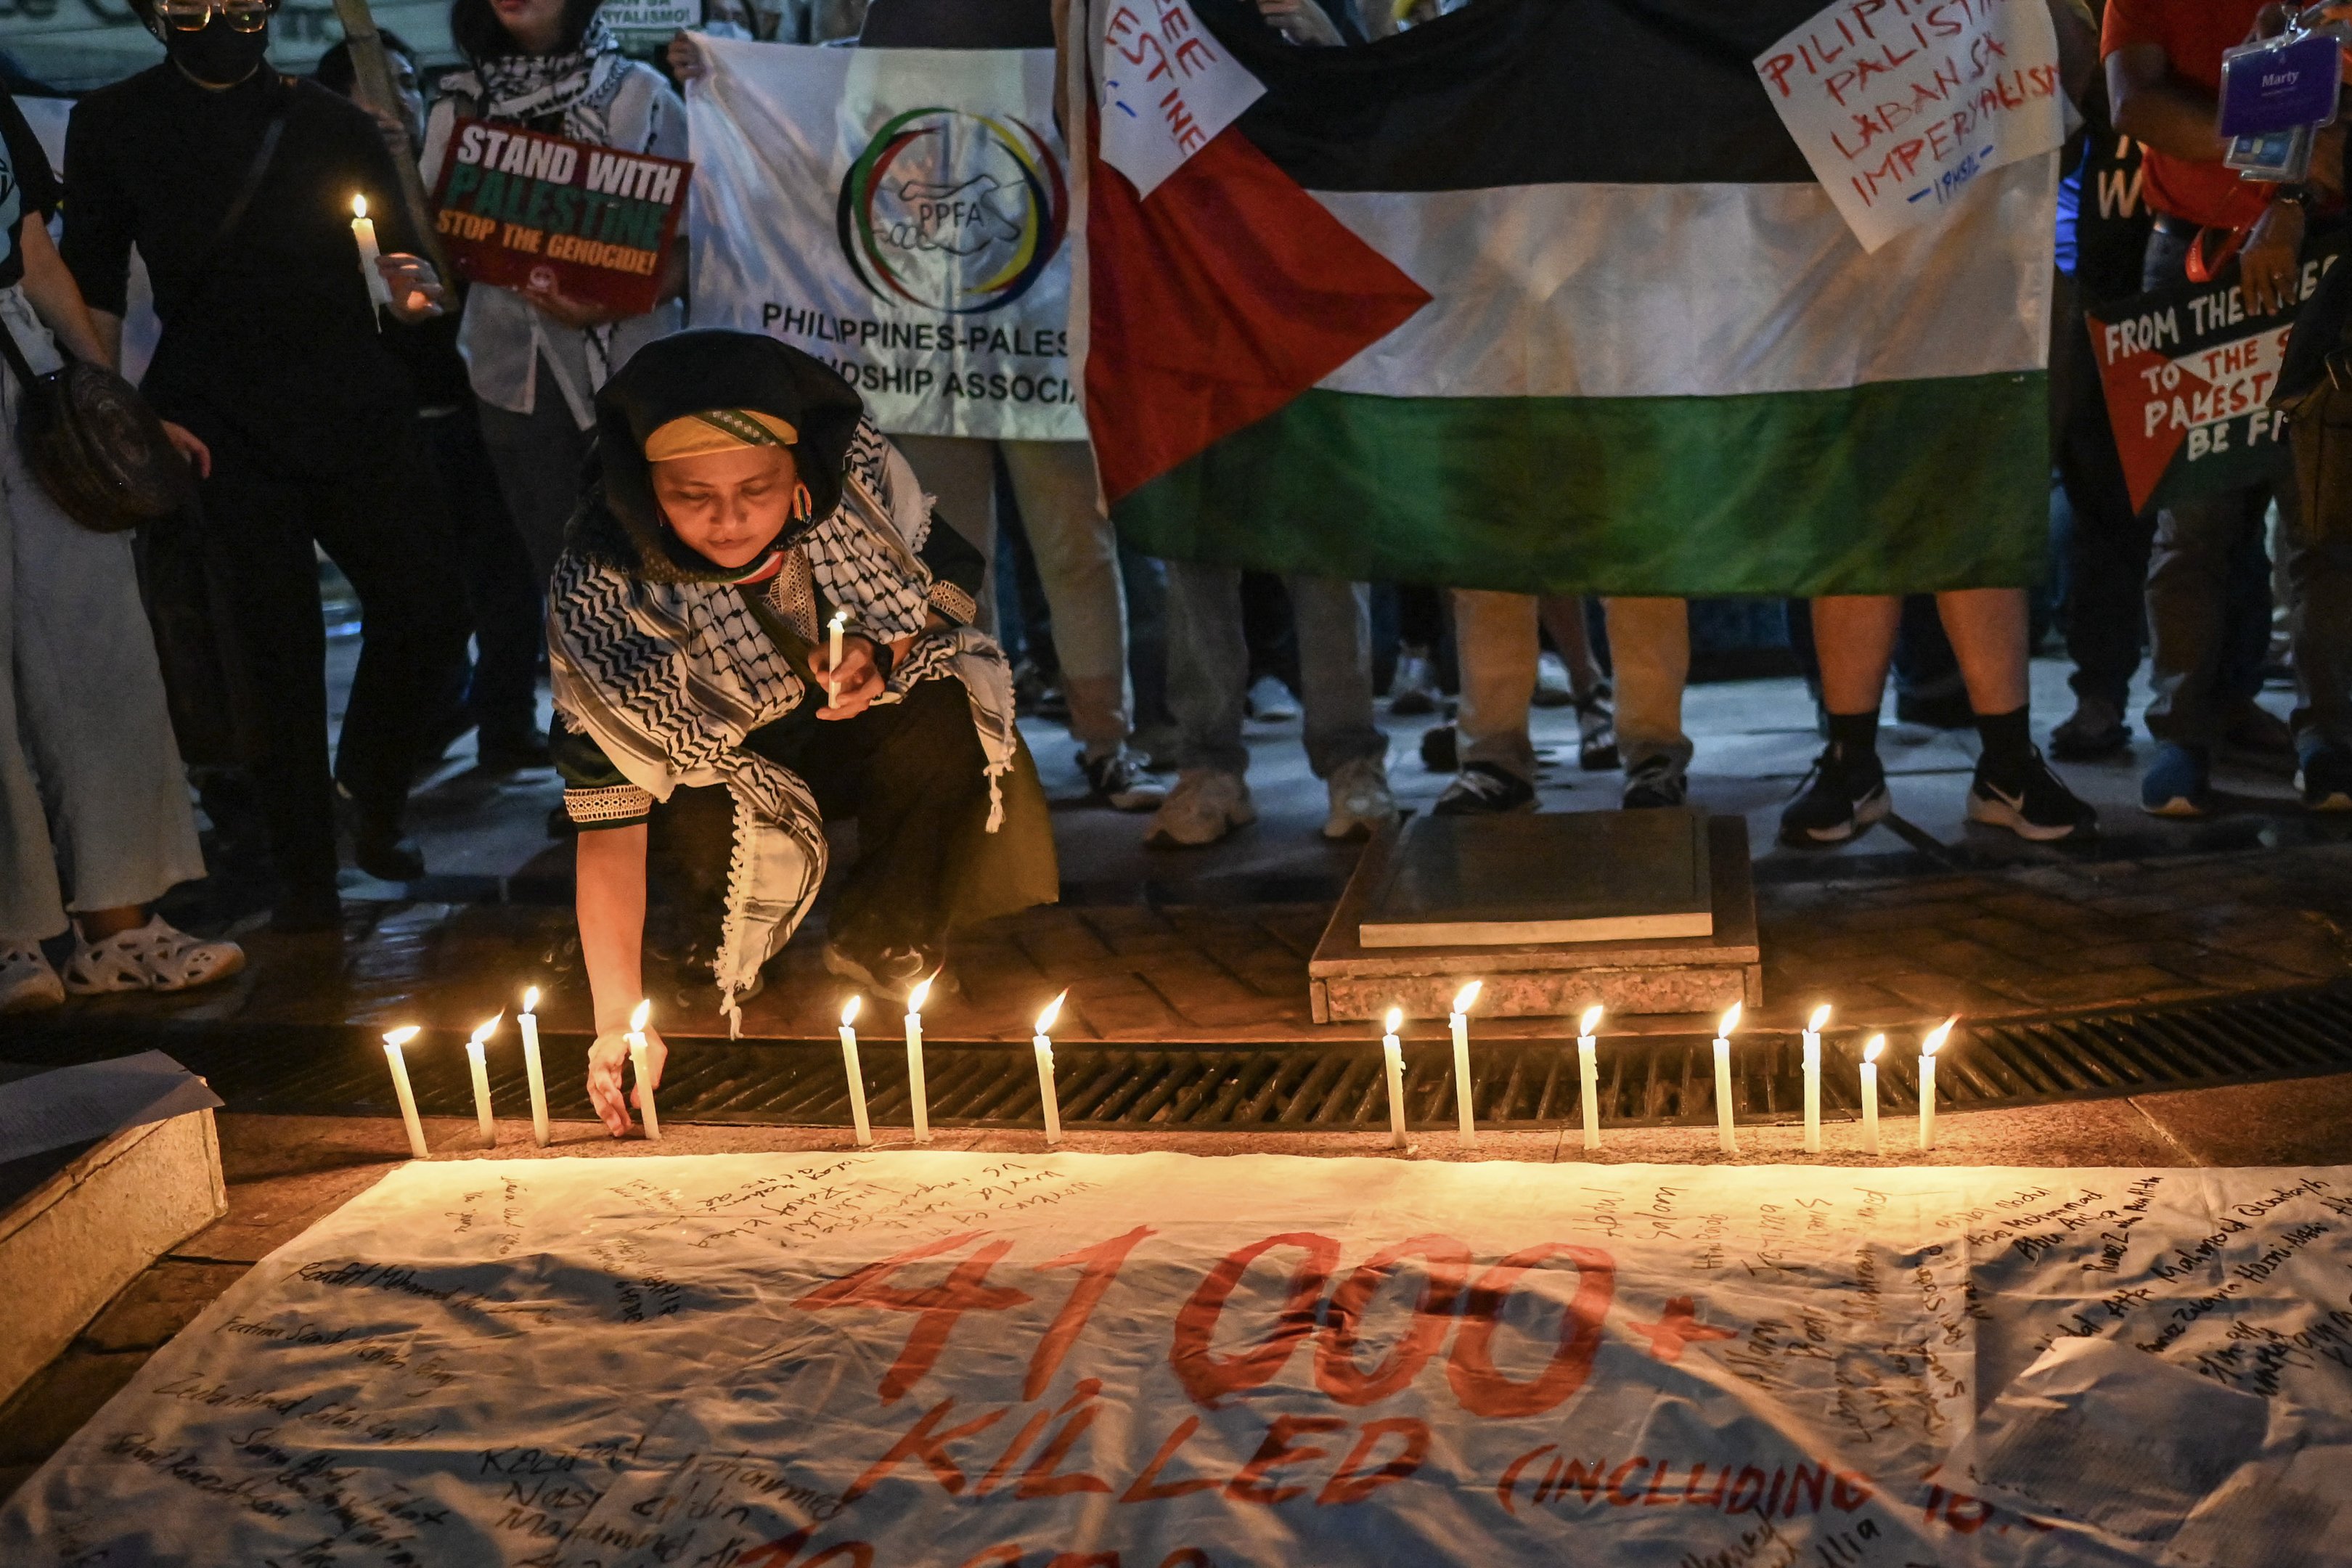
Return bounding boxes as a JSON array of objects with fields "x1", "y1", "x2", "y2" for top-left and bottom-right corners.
[{"x1": 0, "y1": 88, "x2": 62, "y2": 293}]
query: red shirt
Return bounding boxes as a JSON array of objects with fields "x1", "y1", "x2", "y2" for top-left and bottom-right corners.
[{"x1": 2101, "y1": 0, "x2": 2272, "y2": 229}]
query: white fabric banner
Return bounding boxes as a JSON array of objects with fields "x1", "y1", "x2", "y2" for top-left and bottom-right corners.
[
  {"x1": 9, "y1": 1151, "x2": 2352, "y2": 1565},
  {"x1": 687, "y1": 39, "x2": 1084, "y2": 440}
]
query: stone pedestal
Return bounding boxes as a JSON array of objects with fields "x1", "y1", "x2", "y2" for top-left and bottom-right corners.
[{"x1": 1309, "y1": 812, "x2": 1763, "y2": 1022}]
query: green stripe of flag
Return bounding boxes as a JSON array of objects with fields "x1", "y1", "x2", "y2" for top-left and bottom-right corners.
[{"x1": 1112, "y1": 374, "x2": 2049, "y2": 597}]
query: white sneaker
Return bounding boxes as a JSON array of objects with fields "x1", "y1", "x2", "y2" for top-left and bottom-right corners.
[
  {"x1": 1387, "y1": 647, "x2": 1440, "y2": 716},
  {"x1": 1245, "y1": 674, "x2": 1300, "y2": 722},
  {"x1": 0, "y1": 945, "x2": 65, "y2": 1013},
  {"x1": 63, "y1": 917, "x2": 245, "y2": 996},
  {"x1": 1532, "y1": 650, "x2": 1575, "y2": 708},
  {"x1": 1323, "y1": 755, "x2": 1398, "y2": 841},
  {"x1": 1146, "y1": 769, "x2": 1257, "y2": 847}
]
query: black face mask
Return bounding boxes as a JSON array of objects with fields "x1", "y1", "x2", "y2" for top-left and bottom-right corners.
[{"x1": 164, "y1": 15, "x2": 272, "y2": 87}]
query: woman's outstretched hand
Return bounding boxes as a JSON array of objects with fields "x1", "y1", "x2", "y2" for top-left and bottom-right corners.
[
  {"x1": 587, "y1": 1025, "x2": 666, "y2": 1138},
  {"x1": 811, "y1": 634, "x2": 885, "y2": 720}
]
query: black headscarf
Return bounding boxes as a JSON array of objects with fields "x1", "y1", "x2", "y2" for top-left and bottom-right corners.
[{"x1": 569, "y1": 330, "x2": 869, "y2": 584}]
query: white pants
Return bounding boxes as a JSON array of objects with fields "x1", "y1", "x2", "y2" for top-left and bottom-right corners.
[{"x1": 0, "y1": 287, "x2": 204, "y2": 940}]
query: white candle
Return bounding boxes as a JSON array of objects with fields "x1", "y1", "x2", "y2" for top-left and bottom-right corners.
[
  {"x1": 1448, "y1": 980, "x2": 1482, "y2": 1149},
  {"x1": 382, "y1": 1026, "x2": 428, "y2": 1158},
  {"x1": 1381, "y1": 1006, "x2": 1408, "y2": 1149},
  {"x1": 1861, "y1": 1034, "x2": 1885, "y2": 1155},
  {"x1": 1576, "y1": 1004, "x2": 1603, "y2": 1151},
  {"x1": 1033, "y1": 990, "x2": 1067, "y2": 1146},
  {"x1": 519, "y1": 987, "x2": 550, "y2": 1147},
  {"x1": 828, "y1": 609, "x2": 849, "y2": 705},
  {"x1": 838, "y1": 996, "x2": 873, "y2": 1147},
  {"x1": 626, "y1": 999, "x2": 661, "y2": 1141},
  {"x1": 1802, "y1": 1003, "x2": 1829, "y2": 1154},
  {"x1": 905, "y1": 976, "x2": 933, "y2": 1143},
  {"x1": 1712, "y1": 1002, "x2": 1741, "y2": 1155},
  {"x1": 1918, "y1": 1016, "x2": 1954, "y2": 1152},
  {"x1": 350, "y1": 195, "x2": 392, "y2": 312},
  {"x1": 465, "y1": 1013, "x2": 501, "y2": 1146}
]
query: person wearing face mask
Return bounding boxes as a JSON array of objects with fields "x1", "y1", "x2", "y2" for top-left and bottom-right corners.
[
  {"x1": 61, "y1": 0, "x2": 469, "y2": 934},
  {"x1": 421, "y1": 0, "x2": 689, "y2": 584}
]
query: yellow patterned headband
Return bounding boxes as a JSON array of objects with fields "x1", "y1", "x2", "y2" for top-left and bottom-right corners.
[{"x1": 645, "y1": 409, "x2": 800, "y2": 462}]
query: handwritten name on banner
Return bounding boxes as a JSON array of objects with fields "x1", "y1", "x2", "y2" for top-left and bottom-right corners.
[
  {"x1": 1095, "y1": 0, "x2": 1264, "y2": 199},
  {"x1": 1756, "y1": 0, "x2": 2065, "y2": 252},
  {"x1": 7, "y1": 1153, "x2": 2352, "y2": 1565}
]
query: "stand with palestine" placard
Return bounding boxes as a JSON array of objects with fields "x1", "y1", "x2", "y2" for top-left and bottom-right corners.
[{"x1": 430, "y1": 121, "x2": 690, "y2": 317}]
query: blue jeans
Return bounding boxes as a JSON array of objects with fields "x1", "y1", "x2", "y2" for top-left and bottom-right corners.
[{"x1": 1163, "y1": 563, "x2": 1384, "y2": 778}]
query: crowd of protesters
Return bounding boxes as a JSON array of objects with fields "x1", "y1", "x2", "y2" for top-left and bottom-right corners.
[{"x1": 1, "y1": 0, "x2": 2349, "y2": 1018}]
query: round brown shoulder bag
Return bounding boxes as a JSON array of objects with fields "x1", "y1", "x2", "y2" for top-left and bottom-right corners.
[{"x1": 4, "y1": 348, "x2": 195, "y2": 532}]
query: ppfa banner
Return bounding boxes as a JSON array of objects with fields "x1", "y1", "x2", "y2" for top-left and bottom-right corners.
[
  {"x1": 687, "y1": 39, "x2": 1082, "y2": 441},
  {"x1": 9, "y1": 1151, "x2": 2352, "y2": 1566},
  {"x1": 431, "y1": 121, "x2": 692, "y2": 317},
  {"x1": 2086, "y1": 237, "x2": 2345, "y2": 514}
]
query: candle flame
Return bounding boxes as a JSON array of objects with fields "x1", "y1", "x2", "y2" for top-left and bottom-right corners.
[
  {"x1": 1922, "y1": 1016, "x2": 1956, "y2": 1058},
  {"x1": 469, "y1": 1012, "x2": 503, "y2": 1046},
  {"x1": 1034, "y1": 990, "x2": 1067, "y2": 1035},
  {"x1": 1808, "y1": 1003, "x2": 1832, "y2": 1032},
  {"x1": 382, "y1": 1025, "x2": 420, "y2": 1048},
  {"x1": 522, "y1": 985, "x2": 539, "y2": 1013},
  {"x1": 1579, "y1": 1005, "x2": 1604, "y2": 1037},
  {"x1": 1383, "y1": 1006, "x2": 1403, "y2": 1034},
  {"x1": 1451, "y1": 979, "x2": 1482, "y2": 1016},
  {"x1": 841, "y1": 995, "x2": 862, "y2": 1027},
  {"x1": 1864, "y1": 1034, "x2": 1886, "y2": 1064},
  {"x1": 352, "y1": 194, "x2": 367, "y2": 219},
  {"x1": 907, "y1": 976, "x2": 933, "y2": 1016},
  {"x1": 829, "y1": 608, "x2": 849, "y2": 631},
  {"x1": 1718, "y1": 1002, "x2": 1743, "y2": 1039},
  {"x1": 629, "y1": 999, "x2": 651, "y2": 1033}
]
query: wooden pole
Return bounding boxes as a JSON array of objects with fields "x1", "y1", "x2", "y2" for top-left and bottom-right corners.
[{"x1": 330, "y1": 0, "x2": 452, "y2": 279}]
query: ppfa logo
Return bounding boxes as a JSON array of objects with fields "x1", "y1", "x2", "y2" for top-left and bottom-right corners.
[{"x1": 836, "y1": 108, "x2": 1068, "y2": 314}]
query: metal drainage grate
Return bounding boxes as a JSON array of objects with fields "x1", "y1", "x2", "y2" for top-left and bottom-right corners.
[{"x1": 12, "y1": 982, "x2": 2352, "y2": 1132}]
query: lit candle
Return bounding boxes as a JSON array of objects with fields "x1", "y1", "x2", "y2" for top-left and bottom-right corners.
[
  {"x1": 1447, "y1": 980, "x2": 1482, "y2": 1149},
  {"x1": 827, "y1": 608, "x2": 849, "y2": 706},
  {"x1": 1381, "y1": 1006, "x2": 1408, "y2": 1150},
  {"x1": 1033, "y1": 990, "x2": 1067, "y2": 1146},
  {"x1": 1576, "y1": 1005, "x2": 1603, "y2": 1151},
  {"x1": 905, "y1": 976, "x2": 933, "y2": 1143},
  {"x1": 1802, "y1": 1003, "x2": 1829, "y2": 1154},
  {"x1": 518, "y1": 987, "x2": 550, "y2": 1148},
  {"x1": 350, "y1": 195, "x2": 392, "y2": 313},
  {"x1": 1860, "y1": 1034, "x2": 1885, "y2": 1155},
  {"x1": 1712, "y1": 1003, "x2": 1741, "y2": 1156},
  {"x1": 382, "y1": 1026, "x2": 428, "y2": 1159},
  {"x1": 838, "y1": 996, "x2": 873, "y2": 1147},
  {"x1": 465, "y1": 1013, "x2": 501, "y2": 1146},
  {"x1": 626, "y1": 999, "x2": 661, "y2": 1141},
  {"x1": 1918, "y1": 1016, "x2": 1954, "y2": 1152}
]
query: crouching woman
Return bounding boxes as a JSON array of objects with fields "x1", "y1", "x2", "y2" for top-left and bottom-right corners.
[{"x1": 548, "y1": 331, "x2": 1056, "y2": 1134}]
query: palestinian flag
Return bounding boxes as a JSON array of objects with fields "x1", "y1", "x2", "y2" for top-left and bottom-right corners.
[{"x1": 1082, "y1": 0, "x2": 2057, "y2": 596}]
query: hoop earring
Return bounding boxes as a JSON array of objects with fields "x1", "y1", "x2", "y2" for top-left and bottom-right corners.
[{"x1": 793, "y1": 482, "x2": 813, "y2": 522}]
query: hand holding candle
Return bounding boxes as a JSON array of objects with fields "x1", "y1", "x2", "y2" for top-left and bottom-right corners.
[
  {"x1": 465, "y1": 1013, "x2": 502, "y2": 1146},
  {"x1": 626, "y1": 1000, "x2": 661, "y2": 1141},
  {"x1": 1381, "y1": 1006, "x2": 1408, "y2": 1149},
  {"x1": 382, "y1": 1025, "x2": 428, "y2": 1159},
  {"x1": 1712, "y1": 1003, "x2": 1741, "y2": 1155},
  {"x1": 1577, "y1": 1005, "x2": 1604, "y2": 1151},
  {"x1": 1802, "y1": 1003, "x2": 1829, "y2": 1154},
  {"x1": 1448, "y1": 980, "x2": 1482, "y2": 1149},
  {"x1": 1918, "y1": 1016, "x2": 1954, "y2": 1151},
  {"x1": 1033, "y1": 991, "x2": 1067, "y2": 1146},
  {"x1": 838, "y1": 997, "x2": 873, "y2": 1147},
  {"x1": 1860, "y1": 1034, "x2": 1885, "y2": 1155},
  {"x1": 519, "y1": 987, "x2": 550, "y2": 1147},
  {"x1": 905, "y1": 976, "x2": 933, "y2": 1142}
]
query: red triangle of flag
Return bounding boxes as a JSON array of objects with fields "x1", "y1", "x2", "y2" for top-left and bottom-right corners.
[{"x1": 1085, "y1": 123, "x2": 1432, "y2": 505}]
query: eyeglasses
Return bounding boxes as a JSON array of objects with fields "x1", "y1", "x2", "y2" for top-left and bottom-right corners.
[{"x1": 155, "y1": 0, "x2": 271, "y2": 31}]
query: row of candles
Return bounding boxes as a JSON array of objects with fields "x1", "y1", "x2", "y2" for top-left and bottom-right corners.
[{"x1": 376, "y1": 981, "x2": 1953, "y2": 1157}]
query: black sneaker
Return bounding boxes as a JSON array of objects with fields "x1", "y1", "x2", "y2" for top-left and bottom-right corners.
[
  {"x1": 1080, "y1": 747, "x2": 1167, "y2": 811},
  {"x1": 1778, "y1": 747, "x2": 1890, "y2": 846},
  {"x1": 1434, "y1": 761, "x2": 1538, "y2": 815},
  {"x1": 1967, "y1": 749, "x2": 2097, "y2": 843},
  {"x1": 2298, "y1": 747, "x2": 2352, "y2": 812},
  {"x1": 1621, "y1": 756, "x2": 1688, "y2": 809},
  {"x1": 1418, "y1": 722, "x2": 1459, "y2": 774}
]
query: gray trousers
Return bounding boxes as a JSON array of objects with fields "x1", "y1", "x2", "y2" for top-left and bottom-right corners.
[
  {"x1": 478, "y1": 359, "x2": 595, "y2": 581},
  {"x1": 1164, "y1": 563, "x2": 1384, "y2": 778}
]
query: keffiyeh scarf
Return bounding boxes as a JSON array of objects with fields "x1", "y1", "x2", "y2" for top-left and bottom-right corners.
[{"x1": 473, "y1": 15, "x2": 632, "y2": 139}]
